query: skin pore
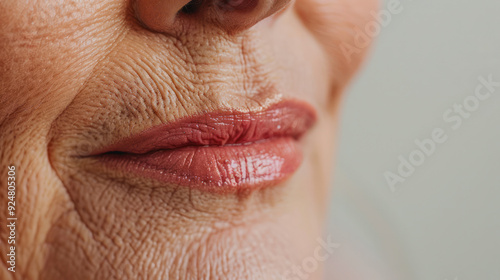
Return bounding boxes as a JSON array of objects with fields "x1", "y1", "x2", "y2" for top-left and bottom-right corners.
[{"x1": 0, "y1": 0, "x2": 376, "y2": 279}]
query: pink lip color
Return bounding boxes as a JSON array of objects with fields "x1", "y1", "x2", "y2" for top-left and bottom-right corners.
[{"x1": 93, "y1": 101, "x2": 317, "y2": 193}]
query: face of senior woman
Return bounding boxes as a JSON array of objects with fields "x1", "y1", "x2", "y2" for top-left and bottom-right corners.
[{"x1": 0, "y1": 0, "x2": 376, "y2": 278}]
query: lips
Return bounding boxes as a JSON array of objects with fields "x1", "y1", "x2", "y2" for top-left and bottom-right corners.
[{"x1": 92, "y1": 100, "x2": 316, "y2": 193}]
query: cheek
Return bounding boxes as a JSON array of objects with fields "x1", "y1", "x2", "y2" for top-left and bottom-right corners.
[
  {"x1": 295, "y1": 0, "x2": 379, "y2": 83},
  {"x1": 0, "y1": 2, "x2": 125, "y2": 272},
  {"x1": 0, "y1": 1, "x2": 124, "y2": 124},
  {"x1": 261, "y1": 0, "x2": 378, "y2": 112},
  {"x1": 261, "y1": 9, "x2": 332, "y2": 110}
]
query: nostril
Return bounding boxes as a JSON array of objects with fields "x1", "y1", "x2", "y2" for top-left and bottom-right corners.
[
  {"x1": 135, "y1": 0, "x2": 280, "y2": 34},
  {"x1": 181, "y1": 0, "x2": 203, "y2": 14},
  {"x1": 217, "y1": 0, "x2": 258, "y2": 12}
]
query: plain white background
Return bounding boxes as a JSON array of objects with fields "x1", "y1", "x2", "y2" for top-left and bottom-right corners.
[{"x1": 327, "y1": 0, "x2": 500, "y2": 279}]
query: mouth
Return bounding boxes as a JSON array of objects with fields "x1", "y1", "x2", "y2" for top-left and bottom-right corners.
[{"x1": 89, "y1": 100, "x2": 316, "y2": 193}]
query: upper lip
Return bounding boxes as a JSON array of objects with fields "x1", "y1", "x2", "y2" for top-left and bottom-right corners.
[{"x1": 91, "y1": 100, "x2": 317, "y2": 156}]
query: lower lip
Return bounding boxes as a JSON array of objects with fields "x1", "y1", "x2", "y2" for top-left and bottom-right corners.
[{"x1": 99, "y1": 137, "x2": 302, "y2": 194}]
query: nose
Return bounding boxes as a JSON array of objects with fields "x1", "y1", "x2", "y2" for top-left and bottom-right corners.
[{"x1": 134, "y1": 0, "x2": 291, "y2": 34}]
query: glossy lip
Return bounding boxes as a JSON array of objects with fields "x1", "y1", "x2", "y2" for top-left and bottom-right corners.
[{"x1": 91, "y1": 100, "x2": 317, "y2": 194}]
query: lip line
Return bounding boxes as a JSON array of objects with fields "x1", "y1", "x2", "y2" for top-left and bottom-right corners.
[
  {"x1": 100, "y1": 137, "x2": 295, "y2": 156},
  {"x1": 90, "y1": 100, "x2": 317, "y2": 156}
]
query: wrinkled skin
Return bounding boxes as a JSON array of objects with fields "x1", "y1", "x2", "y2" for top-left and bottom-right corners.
[{"x1": 0, "y1": 0, "x2": 376, "y2": 279}]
